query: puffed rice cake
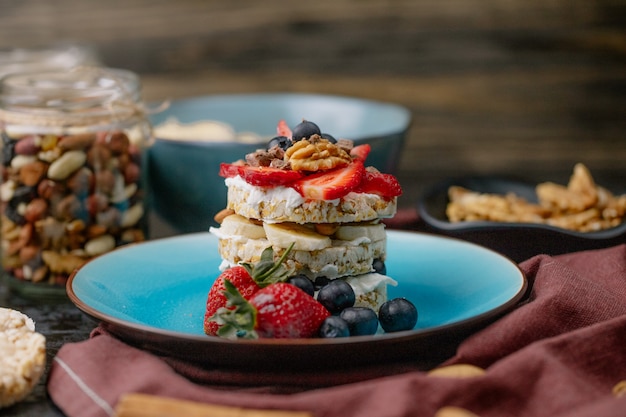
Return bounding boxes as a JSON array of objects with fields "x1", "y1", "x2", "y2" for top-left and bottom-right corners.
[
  {"x1": 216, "y1": 234, "x2": 387, "y2": 280},
  {"x1": 225, "y1": 176, "x2": 397, "y2": 224},
  {"x1": 0, "y1": 307, "x2": 46, "y2": 408}
]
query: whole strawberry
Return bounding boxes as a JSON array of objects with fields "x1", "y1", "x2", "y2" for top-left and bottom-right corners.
[
  {"x1": 203, "y1": 266, "x2": 259, "y2": 336},
  {"x1": 204, "y1": 244, "x2": 294, "y2": 336},
  {"x1": 216, "y1": 280, "x2": 330, "y2": 339}
]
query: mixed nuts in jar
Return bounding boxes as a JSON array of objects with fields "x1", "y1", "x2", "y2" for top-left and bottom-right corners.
[{"x1": 0, "y1": 67, "x2": 152, "y2": 297}]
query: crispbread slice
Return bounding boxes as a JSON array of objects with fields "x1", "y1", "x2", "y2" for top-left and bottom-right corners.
[
  {"x1": 0, "y1": 308, "x2": 46, "y2": 408},
  {"x1": 216, "y1": 235, "x2": 386, "y2": 280},
  {"x1": 225, "y1": 177, "x2": 397, "y2": 224}
]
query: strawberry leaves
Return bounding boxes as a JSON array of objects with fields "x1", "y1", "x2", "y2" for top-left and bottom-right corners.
[
  {"x1": 241, "y1": 243, "x2": 295, "y2": 286},
  {"x1": 215, "y1": 279, "x2": 258, "y2": 339}
]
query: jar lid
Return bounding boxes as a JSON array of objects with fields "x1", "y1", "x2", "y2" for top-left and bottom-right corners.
[{"x1": 0, "y1": 67, "x2": 144, "y2": 127}]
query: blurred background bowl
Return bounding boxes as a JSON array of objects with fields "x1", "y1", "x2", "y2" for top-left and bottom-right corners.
[
  {"x1": 147, "y1": 92, "x2": 411, "y2": 234},
  {"x1": 417, "y1": 176, "x2": 626, "y2": 263}
]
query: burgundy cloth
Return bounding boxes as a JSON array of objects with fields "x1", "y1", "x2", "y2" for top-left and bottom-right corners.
[{"x1": 47, "y1": 244, "x2": 626, "y2": 417}]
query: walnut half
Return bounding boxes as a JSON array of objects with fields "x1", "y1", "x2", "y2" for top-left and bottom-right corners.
[{"x1": 284, "y1": 137, "x2": 352, "y2": 171}]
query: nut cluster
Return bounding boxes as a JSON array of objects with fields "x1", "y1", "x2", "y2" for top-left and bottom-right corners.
[
  {"x1": 447, "y1": 163, "x2": 626, "y2": 232},
  {"x1": 1, "y1": 130, "x2": 147, "y2": 286},
  {"x1": 285, "y1": 136, "x2": 352, "y2": 171}
]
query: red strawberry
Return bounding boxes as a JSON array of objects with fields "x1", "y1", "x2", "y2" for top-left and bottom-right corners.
[
  {"x1": 203, "y1": 266, "x2": 259, "y2": 336},
  {"x1": 204, "y1": 245, "x2": 294, "y2": 336},
  {"x1": 277, "y1": 119, "x2": 292, "y2": 139},
  {"x1": 239, "y1": 165, "x2": 304, "y2": 187},
  {"x1": 291, "y1": 160, "x2": 365, "y2": 200},
  {"x1": 219, "y1": 163, "x2": 304, "y2": 187},
  {"x1": 354, "y1": 170, "x2": 403, "y2": 199},
  {"x1": 219, "y1": 162, "x2": 244, "y2": 179},
  {"x1": 350, "y1": 144, "x2": 371, "y2": 163},
  {"x1": 217, "y1": 280, "x2": 330, "y2": 339}
]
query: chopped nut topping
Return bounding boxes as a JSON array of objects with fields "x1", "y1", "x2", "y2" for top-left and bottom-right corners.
[
  {"x1": 245, "y1": 146, "x2": 286, "y2": 167},
  {"x1": 284, "y1": 138, "x2": 352, "y2": 172},
  {"x1": 337, "y1": 138, "x2": 354, "y2": 153}
]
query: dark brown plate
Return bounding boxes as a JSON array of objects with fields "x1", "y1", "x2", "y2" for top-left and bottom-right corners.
[{"x1": 67, "y1": 231, "x2": 527, "y2": 374}]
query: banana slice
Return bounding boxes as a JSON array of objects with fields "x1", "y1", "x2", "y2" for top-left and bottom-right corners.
[
  {"x1": 335, "y1": 223, "x2": 386, "y2": 242},
  {"x1": 263, "y1": 222, "x2": 331, "y2": 251},
  {"x1": 219, "y1": 214, "x2": 266, "y2": 239}
]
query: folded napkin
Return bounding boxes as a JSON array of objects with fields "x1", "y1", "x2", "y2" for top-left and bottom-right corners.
[{"x1": 48, "y1": 244, "x2": 626, "y2": 417}]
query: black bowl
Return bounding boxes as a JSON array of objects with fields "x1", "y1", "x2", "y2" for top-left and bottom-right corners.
[{"x1": 417, "y1": 176, "x2": 626, "y2": 263}]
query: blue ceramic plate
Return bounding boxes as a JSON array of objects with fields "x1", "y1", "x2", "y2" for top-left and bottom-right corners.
[{"x1": 67, "y1": 231, "x2": 527, "y2": 372}]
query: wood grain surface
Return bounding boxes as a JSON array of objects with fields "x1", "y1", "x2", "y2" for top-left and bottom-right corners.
[{"x1": 1, "y1": 0, "x2": 625, "y2": 210}]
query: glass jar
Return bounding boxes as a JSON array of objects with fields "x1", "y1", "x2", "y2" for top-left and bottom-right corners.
[
  {"x1": 0, "y1": 44, "x2": 99, "y2": 78},
  {"x1": 0, "y1": 67, "x2": 152, "y2": 299}
]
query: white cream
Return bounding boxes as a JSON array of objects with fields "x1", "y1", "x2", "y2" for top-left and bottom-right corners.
[
  {"x1": 209, "y1": 226, "x2": 249, "y2": 243},
  {"x1": 225, "y1": 176, "x2": 307, "y2": 211},
  {"x1": 344, "y1": 272, "x2": 398, "y2": 295}
]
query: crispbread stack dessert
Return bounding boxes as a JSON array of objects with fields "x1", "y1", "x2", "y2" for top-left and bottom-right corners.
[{"x1": 210, "y1": 120, "x2": 402, "y2": 311}]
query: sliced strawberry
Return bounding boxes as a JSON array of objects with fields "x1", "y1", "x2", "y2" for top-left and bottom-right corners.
[
  {"x1": 204, "y1": 266, "x2": 259, "y2": 336},
  {"x1": 217, "y1": 280, "x2": 330, "y2": 339},
  {"x1": 350, "y1": 144, "x2": 371, "y2": 163},
  {"x1": 218, "y1": 162, "x2": 243, "y2": 178},
  {"x1": 277, "y1": 119, "x2": 292, "y2": 139},
  {"x1": 219, "y1": 163, "x2": 304, "y2": 187},
  {"x1": 239, "y1": 165, "x2": 304, "y2": 187},
  {"x1": 291, "y1": 160, "x2": 365, "y2": 200},
  {"x1": 354, "y1": 170, "x2": 403, "y2": 199}
]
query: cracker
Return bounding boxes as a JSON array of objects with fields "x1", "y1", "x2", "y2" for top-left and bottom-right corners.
[{"x1": 0, "y1": 308, "x2": 46, "y2": 408}]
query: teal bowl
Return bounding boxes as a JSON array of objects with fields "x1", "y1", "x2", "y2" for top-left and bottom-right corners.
[{"x1": 147, "y1": 93, "x2": 411, "y2": 234}]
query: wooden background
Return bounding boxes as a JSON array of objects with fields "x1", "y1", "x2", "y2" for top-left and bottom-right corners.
[{"x1": 1, "y1": 0, "x2": 625, "y2": 212}]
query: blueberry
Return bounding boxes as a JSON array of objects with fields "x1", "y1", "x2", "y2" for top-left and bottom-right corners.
[
  {"x1": 321, "y1": 133, "x2": 337, "y2": 144},
  {"x1": 319, "y1": 316, "x2": 350, "y2": 338},
  {"x1": 316, "y1": 279, "x2": 355, "y2": 314},
  {"x1": 313, "y1": 276, "x2": 331, "y2": 291},
  {"x1": 372, "y1": 259, "x2": 386, "y2": 275},
  {"x1": 378, "y1": 298, "x2": 418, "y2": 333},
  {"x1": 291, "y1": 120, "x2": 321, "y2": 142},
  {"x1": 286, "y1": 274, "x2": 315, "y2": 297},
  {"x1": 339, "y1": 307, "x2": 379, "y2": 336},
  {"x1": 267, "y1": 135, "x2": 292, "y2": 151}
]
